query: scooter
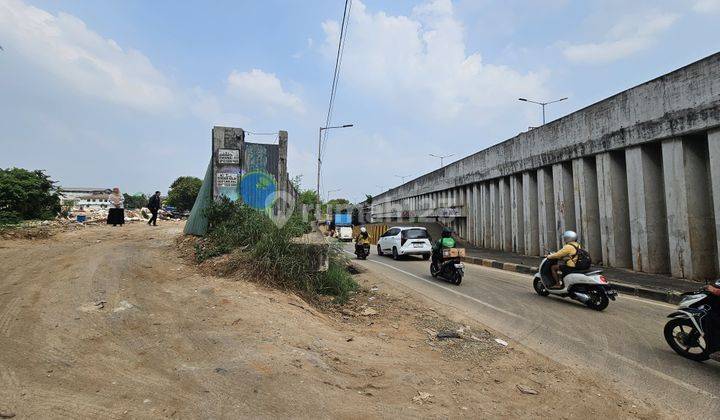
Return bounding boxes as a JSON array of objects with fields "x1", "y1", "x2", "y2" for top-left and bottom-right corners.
[
  {"x1": 430, "y1": 253, "x2": 464, "y2": 285},
  {"x1": 532, "y1": 258, "x2": 617, "y2": 311},
  {"x1": 354, "y1": 242, "x2": 370, "y2": 260},
  {"x1": 664, "y1": 281, "x2": 720, "y2": 362}
]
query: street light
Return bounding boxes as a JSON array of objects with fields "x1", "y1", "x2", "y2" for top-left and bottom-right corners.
[
  {"x1": 317, "y1": 124, "x2": 354, "y2": 198},
  {"x1": 518, "y1": 97, "x2": 567, "y2": 125},
  {"x1": 429, "y1": 153, "x2": 455, "y2": 168}
]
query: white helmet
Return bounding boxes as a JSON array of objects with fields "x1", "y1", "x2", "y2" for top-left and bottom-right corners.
[
  {"x1": 562, "y1": 230, "x2": 577, "y2": 243},
  {"x1": 360, "y1": 226, "x2": 367, "y2": 233}
]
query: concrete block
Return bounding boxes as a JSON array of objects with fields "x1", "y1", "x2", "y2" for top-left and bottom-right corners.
[
  {"x1": 522, "y1": 171, "x2": 540, "y2": 256},
  {"x1": 625, "y1": 144, "x2": 669, "y2": 273},
  {"x1": 596, "y1": 152, "x2": 632, "y2": 268},
  {"x1": 572, "y1": 157, "x2": 601, "y2": 264},
  {"x1": 510, "y1": 175, "x2": 524, "y2": 254}
]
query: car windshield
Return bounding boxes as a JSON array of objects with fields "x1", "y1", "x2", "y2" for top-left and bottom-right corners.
[{"x1": 403, "y1": 229, "x2": 428, "y2": 239}]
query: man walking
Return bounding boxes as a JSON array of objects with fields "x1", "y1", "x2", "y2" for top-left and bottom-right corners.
[{"x1": 147, "y1": 191, "x2": 161, "y2": 226}]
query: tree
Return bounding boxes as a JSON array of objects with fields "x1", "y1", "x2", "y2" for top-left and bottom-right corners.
[
  {"x1": 298, "y1": 189, "x2": 320, "y2": 206},
  {"x1": 364, "y1": 194, "x2": 373, "y2": 205},
  {"x1": 0, "y1": 168, "x2": 61, "y2": 223},
  {"x1": 123, "y1": 193, "x2": 148, "y2": 209},
  {"x1": 166, "y1": 176, "x2": 202, "y2": 211}
]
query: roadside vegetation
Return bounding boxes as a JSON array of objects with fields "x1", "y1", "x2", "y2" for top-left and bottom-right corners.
[
  {"x1": 0, "y1": 167, "x2": 61, "y2": 225},
  {"x1": 194, "y1": 198, "x2": 357, "y2": 302}
]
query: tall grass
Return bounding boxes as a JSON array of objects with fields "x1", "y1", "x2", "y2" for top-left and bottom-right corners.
[{"x1": 197, "y1": 198, "x2": 357, "y2": 302}]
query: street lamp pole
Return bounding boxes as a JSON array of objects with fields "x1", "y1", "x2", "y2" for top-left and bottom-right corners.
[
  {"x1": 518, "y1": 97, "x2": 567, "y2": 125},
  {"x1": 317, "y1": 124, "x2": 354, "y2": 199},
  {"x1": 429, "y1": 153, "x2": 455, "y2": 168}
]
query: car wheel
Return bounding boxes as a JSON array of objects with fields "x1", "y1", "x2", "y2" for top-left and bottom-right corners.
[
  {"x1": 377, "y1": 245, "x2": 384, "y2": 256},
  {"x1": 392, "y1": 247, "x2": 399, "y2": 260}
]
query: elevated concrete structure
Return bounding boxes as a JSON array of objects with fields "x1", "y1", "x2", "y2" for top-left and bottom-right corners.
[{"x1": 371, "y1": 53, "x2": 720, "y2": 280}]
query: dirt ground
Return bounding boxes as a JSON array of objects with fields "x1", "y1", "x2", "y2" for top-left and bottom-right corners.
[{"x1": 0, "y1": 222, "x2": 673, "y2": 418}]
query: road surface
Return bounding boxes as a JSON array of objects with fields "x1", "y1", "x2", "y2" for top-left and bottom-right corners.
[{"x1": 344, "y1": 244, "x2": 720, "y2": 416}]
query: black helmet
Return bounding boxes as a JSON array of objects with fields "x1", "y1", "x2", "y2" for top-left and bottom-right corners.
[{"x1": 441, "y1": 227, "x2": 452, "y2": 237}]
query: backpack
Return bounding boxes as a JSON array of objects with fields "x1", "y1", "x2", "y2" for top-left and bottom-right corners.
[
  {"x1": 441, "y1": 237, "x2": 456, "y2": 248},
  {"x1": 569, "y1": 243, "x2": 592, "y2": 270}
]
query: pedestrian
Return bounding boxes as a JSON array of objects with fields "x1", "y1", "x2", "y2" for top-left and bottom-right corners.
[
  {"x1": 147, "y1": 190, "x2": 161, "y2": 226},
  {"x1": 107, "y1": 187, "x2": 125, "y2": 227}
]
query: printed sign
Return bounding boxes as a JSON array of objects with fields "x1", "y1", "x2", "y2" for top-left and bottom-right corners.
[
  {"x1": 217, "y1": 172, "x2": 238, "y2": 187},
  {"x1": 218, "y1": 148, "x2": 240, "y2": 164}
]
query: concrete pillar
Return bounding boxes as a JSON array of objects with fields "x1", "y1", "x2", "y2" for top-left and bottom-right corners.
[
  {"x1": 625, "y1": 144, "x2": 669, "y2": 273},
  {"x1": 596, "y1": 151, "x2": 632, "y2": 268},
  {"x1": 522, "y1": 171, "x2": 539, "y2": 256},
  {"x1": 537, "y1": 167, "x2": 555, "y2": 253},
  {"x1": 499, "y1": 177, "x2": 512, "y2": 251},
  {"x1": 708, "y1": 129, "x2": 720, "y2": 275},
  {"x1": 663, "y1": 136, "x2": 718, "y2": 279},
  {"x1": 510, "y1": 175, "x2": 524, "y2": 254},
  {"x1": 482, "y1": 183, "x2": 491, "y2": 248},
  {"x1": 489, "y1": 181, "x2": 499, "y2": 249},
  {"x1": 466, "y1": 185, "x2": 475, "y2": 244},
  {"x1": 552, "y1": 162, "x2": 576, "y2": 248},
  {"x1": 472, "y1": 184, "x2": 480, "y2": 245},
  {"x1": 572, "y1": 157, "x2": 602, "y2": 263}
]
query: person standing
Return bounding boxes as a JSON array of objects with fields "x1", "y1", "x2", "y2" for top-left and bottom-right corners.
[
  {"x1": 107, "y1": 187, "x2": 125, "y2": 227},
  {"x1": 147, "y1": 191, "x2": 161, "y2": 226}
]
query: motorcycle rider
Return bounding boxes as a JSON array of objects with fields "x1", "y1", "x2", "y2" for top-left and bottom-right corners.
[
  {"x1": 546, "y1": 230, "x2": 581, "y2": 289},
  {"x1": 431, "y1": 227, "x2": 456, "y2": 269},
  {"x1": 355, "y1": 226, "x2": 370, "y2": 253}
]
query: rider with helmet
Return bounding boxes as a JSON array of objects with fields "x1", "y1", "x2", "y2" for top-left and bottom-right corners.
[
  {"x1": 431, "y1": 227, "x2": 456, "y2": 268},
  {"x1": 546, "y1": 230, "x2": 581, "y2": 288},
  {"x1": 355, "y1": 226, "x2": 370, "y2": 244}
]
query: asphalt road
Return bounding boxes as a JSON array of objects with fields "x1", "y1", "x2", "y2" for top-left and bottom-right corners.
[{"x1": 343, "y1": 244, "x2": 720, "y2": 416}]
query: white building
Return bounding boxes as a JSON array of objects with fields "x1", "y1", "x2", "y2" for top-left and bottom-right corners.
[{"x1": 60, "y1": 187, "x2": 112, "y2": 209}]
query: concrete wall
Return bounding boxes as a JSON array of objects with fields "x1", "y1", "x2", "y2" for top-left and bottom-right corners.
[{"x1": 370, "y1": 53, "x2": 720, "y2": 280}]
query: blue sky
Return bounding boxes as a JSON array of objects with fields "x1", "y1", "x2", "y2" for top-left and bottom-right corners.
[{"x1": 1, "y1": 0, "x2": 719, "y2": 202}]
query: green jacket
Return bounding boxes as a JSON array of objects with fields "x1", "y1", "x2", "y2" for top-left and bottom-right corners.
[{"x1": 433, "y1": 236, "x2": 456, "y2": 251}]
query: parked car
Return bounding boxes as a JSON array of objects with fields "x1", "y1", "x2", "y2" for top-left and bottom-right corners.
[{"x1": 377, "y1": 226, "x2": 432, "y2": 260}]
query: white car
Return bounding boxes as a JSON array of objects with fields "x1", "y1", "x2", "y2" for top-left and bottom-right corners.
[{"x1": 377, "y1": 226, "x2": 432, "y2": 260}]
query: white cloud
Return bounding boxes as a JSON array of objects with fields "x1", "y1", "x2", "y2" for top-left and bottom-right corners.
[
  {"x1": 562, "y1": 12, "x2": 678, "y2": 64},
  {"x1": 0, "y1": 0, "x2": 175, "y2": 112},
  {"x1": 226, "y1": 69, "x2": 305, "y2": 115},
  {"x1": 693, "y1": 0, "x2": 720, "y2": 12},
  {"x1": 320, "y1": 0, "x2": 546, "y2": 123}
]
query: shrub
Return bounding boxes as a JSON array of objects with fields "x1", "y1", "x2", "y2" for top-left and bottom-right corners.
[{"x1": 199, "y1": 198, "x2": 357, "y2": 302}]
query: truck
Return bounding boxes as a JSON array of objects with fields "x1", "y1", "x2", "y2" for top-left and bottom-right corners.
[{"x1": 334, "y1": 213, "x2": 353, "y2": 242}]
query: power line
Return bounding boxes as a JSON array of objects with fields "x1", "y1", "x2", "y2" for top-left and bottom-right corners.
[{"x1": 319, "y1": 0, "x2": 352, "y2": 185}]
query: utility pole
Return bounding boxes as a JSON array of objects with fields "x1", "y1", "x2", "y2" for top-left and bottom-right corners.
[
  {"x1": 429, "y1": 153, "x2": 455, "y2": 168},
  {"x1": 316, "y1": 124, "x2": 354, "y2": 199},
  {"x1": 518, "y1": 97, "x2": 567, "y2": 125}
]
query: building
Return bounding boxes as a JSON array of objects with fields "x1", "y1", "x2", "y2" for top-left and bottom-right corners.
[
  {"x1": 371, "y1": 52, "x2": 720, "y2": 281},
  {"x1": 60, "y1": 187, "x2": 112, "y2": 209}
]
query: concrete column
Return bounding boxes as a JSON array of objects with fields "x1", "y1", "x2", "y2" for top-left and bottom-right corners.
[
  {"x1": 472, "y1": 184, "x2": 480, "y2": 245},
  {"x1": 490, "y1": 181, "x2": 501, "y2": 249},
  {"x1": 537, "y1": 167, "x2": 555, "y2": 253},
  {"x1": 522, "y1": 171, "x2": 539, "y2": 256},
  {"x1": 466, "y1": 185, "x2": 475, "y2": 244},
  {"x1": 572, "y1": 157, "x2": 602, "y2": 263},
  {"x1": 552, "y1": 162, "x2": 576, "y2": 248},
  {"x1": 482, "y1": 183, "x2": 492, "y2": 248},
  {"x1": 625, "y1": 144, "x2": 669, "y2": 273},
  {"x1": 708, "y1": 129, "x2": 720, "y2": 275},
  {"x1": 596, "y1": 151, "x2": 632, "y2": 268},
  {"x1": 510, "y1": 175, "x2": 525, "y2": 254},
  {"x1": 499, "y1": 177, "x2": 512, "y2": 252}
]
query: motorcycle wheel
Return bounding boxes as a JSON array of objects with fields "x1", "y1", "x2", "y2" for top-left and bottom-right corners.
[
  {"x1": 664, "y1": 318, "x2": 710, "y2": 361},
  {"x1": 585, "y1": 287, "x2": 609, "y2": 311},
  {"x1": 430, "y1": 263, "x2": 439, "y2": 277},
  {"x1": 453, "y1": 271, "x2": 462, "y2": 285},
  {"x1": 533, "y1": 277, "x2": 550, "y2": 297}
]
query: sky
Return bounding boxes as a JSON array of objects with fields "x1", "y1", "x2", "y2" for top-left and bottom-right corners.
[{"x1": 1, "y1": 0, "x2": 719, "y2": 202}]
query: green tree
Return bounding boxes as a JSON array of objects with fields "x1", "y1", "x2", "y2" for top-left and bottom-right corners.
[
  {"x1": 123, "y1": 193, "x2": 148, "y2": 209},
  {"x1": 298, "y1": 189, "x2": 320, "y2": 206},
  {"x1": 0, "y1": 168, "x2": 61, "y2": 223},
  {"x1": 166, "y1": 176, "x2": 202, "y2": 211}
]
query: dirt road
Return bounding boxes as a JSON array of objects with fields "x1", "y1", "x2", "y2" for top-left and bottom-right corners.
[{"x1": 0, "y1": 223, "x2": 671, "y2": 418}]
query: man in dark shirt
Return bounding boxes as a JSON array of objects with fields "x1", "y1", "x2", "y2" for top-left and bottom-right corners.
[{"x1": 147, "y1": 191, "x2": 161, "y2": 226}]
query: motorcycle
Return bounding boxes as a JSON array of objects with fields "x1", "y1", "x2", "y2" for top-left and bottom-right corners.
[
  {"x1": 664, "y1": 281, "x2": 720, "y2": 362},
  {"x1": 430, "y1": 248, "x2": 464, "y2": 285},
  {"x1": 532, "y1": 257, "x2": 617, "y2": 311},
  {"x1": 354, "y1": 242, "x2": 370, "y2": 260}
]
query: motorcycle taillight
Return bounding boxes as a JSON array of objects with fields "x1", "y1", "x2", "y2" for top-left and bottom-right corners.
[{"x1": 599, "y1": 276, "x2": 608, "y2": 284}]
